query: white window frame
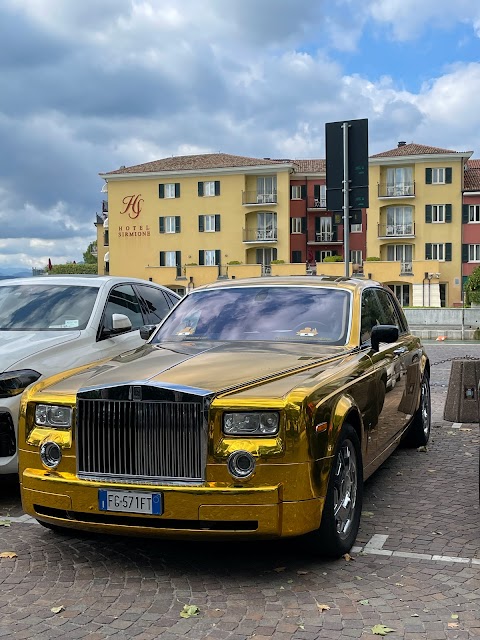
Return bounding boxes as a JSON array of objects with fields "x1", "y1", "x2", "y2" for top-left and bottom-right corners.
[
  {"x1": 291, "y1": 217, "x2": 302, "y2": 233},
  {"x1": 386, "y1": 244, "x2": 413, "y2": 262},
  {"x1": 318, "y1": 250, "x2": 333, "y2": 262},
  {"x1": 350, "y1": 223, "x2": 362, "y2": 233},
  {"x1": 350, "y1": 250, "x2": 362, "y2": 264},
  {"x1": 469, "y1": 205, "x2": 480, "y2": 223},
  {"x1": 386, "y1": 206, "x2": 413, "y2": 235},
  {"x1": 164, "y1": 183, "x2": 176, "y2": 199},
  {"x1": 431, "y1": 243, "x2": 445, "y2": 261},
  {"x1": 386, "y1": 167, "x2": 413, "y2": 196},
  {"x1": 165, "y1": 216, "x2": 176, "y2": 233},
  {"x1": 432, "y1": 204, "x2": 445, "y2": 223},
  {"x1": 204, "y1": 215, "x2": 216, "y2": 232},
  {"x1": 204, "y1": 250, "x2": 216, "y2": 266},
  {"x1": 291, "y1": 186, "x2": 302, "y2": 200},
  {"x1": 469, "y1": 244, "x2": 480, "y2": 262},
  {"x1": 204, "y1": 181, "x2": 215, "y2": 197},
  {"x1": 165, "y1": 251, "x2": 176, "y2": 267},
  {"x1": 432, "y1": 168, "x2": 445, "y2": 184}
]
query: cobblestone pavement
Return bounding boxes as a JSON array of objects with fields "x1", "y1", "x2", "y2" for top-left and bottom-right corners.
[{"x1": 0, "y1": 344, "x2": 479, "y2": 639}]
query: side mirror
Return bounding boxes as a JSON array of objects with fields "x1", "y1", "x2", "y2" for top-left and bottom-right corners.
[
  {"x1": 370, "y1": 324, "x2": 399, "y2": 352},
  {"x1": 111, "y1": 313, "x2": 132, "y2": 335},
  {"x1": 140, "y1": 324, "x2": 157, "y2": 341}
]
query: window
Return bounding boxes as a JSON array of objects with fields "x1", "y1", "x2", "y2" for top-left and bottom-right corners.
[
  {"x1": 158, "y1": 183, "x2": 180, "y2": 199},
  {"x1": 199, "y1": 214, "x2": 220, "y2": 232},
  {"x1": 426, "y1": 242, "x2": 452, "y2": 261},
  {"x1": 469, "y1": 245, "x2": 480, "y2": 262},
  {"x1": 432, "y1": 205, "x2": 445, "y2": 223},
  {"x1": 159, "y1": 216, "x2": 180, "y2": 233},
  {"x1": 165, "y1": 251, "x2": 176, "y2": 267},
  {"x1": 292, "y1": 251, "x2": 302, "y2": 263},
  {"x1": 386, "y1": 206, "x2": 413, "y2": 235},
  {"x1": 199, "y1": 249, "x2": 221, "y2": 266},
  {"x1": 426, "y1": 167, "x2": 452, "y2": 184},
  {"x1": 102, "y1": 285, "x2": 144, "y2": 334},
  {"x1": 425, "y1": 204, "x2": 451, "y2": 223},
  {"x1": 165, "y1": 216, "x2": 176, "y2": 233},
  {"x1": 256, "y1": 211, "x2": 277, "y2": 240},
  {"x1": 257, "y1": 176, "x2": 277, "y2": 203},
  {"x1": 350, "y1": 224, "x2": 362, "y2": 233},
  {"x1": 350, "y1": 250, "x2": 362, "y2": 264},
  {"x1": 386, "y1": 167, "x2": 413, "y2": 196},
  {"x1": 315, "y1": 216, "x2": 333, "y2": 241},
  {"x1": 390, "y1": 284, "x2": 410, "y2": 307},
  {"x1": 315, "y1": 250, "x2": 333, "y2": 262},
  {"x1": 313, "y1": 184, "x2": 326, "y2": 207},
  {"x1": 205, "y1": 250, "x2": 216, "y2": 266},
  {"x1": 291, "y1": 217, "x2": 302, "y2": 233},
  {"x1": 159, "y1": 251, "x2": 182, "y2": 275},
  {"x1": 386, "y1": 244, "x2": 413, "y2": 265},
  {"x1": 136, "y1": 285, "x2": 173, "y2": 324},
  {"x1": 198, "y1": 181, "x2": 220, "y2": 197},
  {"x1": 291, "y1": 186, "x2": 302, "y2": 199},
  {"x1": 469, "y1": 205, "x2": 480, "y2": 222}
]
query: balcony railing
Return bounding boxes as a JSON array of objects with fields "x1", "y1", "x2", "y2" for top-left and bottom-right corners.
[
  {"x1": 307, "y1": 230, "x2": 338, "y2": 243},
  {"x1": 400, "y1": 261, "x2": 413, "y2": 275},
  {"x1": 378, "y1": 182, "x2": 415, "y2": 197},
  {"x1": 307, "y1": 196, "x2": 327, "y2": 209},
  {"x1": 378, "y1": 223, "x2": 415, "y2": 237},
  {"x1": 243, "y1": 228, "x2": 278, "y2": 242},
  {"x1": 242, "y1": 191, "x2": 277, "y2": 205}
]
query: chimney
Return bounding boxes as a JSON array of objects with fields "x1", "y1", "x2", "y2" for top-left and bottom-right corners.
[{"x1": 397, "y1": 141, "x2": 406, "y2": 147}]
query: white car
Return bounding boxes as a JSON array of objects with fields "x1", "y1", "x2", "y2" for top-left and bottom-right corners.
[{"x1": 0, "y1": 275, "x2": 180, "y2": 474}]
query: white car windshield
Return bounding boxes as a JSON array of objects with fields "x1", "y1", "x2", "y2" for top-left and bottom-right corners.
[
  {"x1": 153, "y1": 286, "x2": 351, "y2": 345},
  {"x1": 0, "y1": 284, "x2": 99, "y2": 331}
]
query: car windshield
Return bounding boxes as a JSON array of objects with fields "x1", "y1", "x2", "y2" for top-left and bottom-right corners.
[
  {"x1": 0, "y1": 284, "x2": 99, "y2": 331},
  {"x1": 153, "y1": 286, "x2": 351, "y2": 345}
]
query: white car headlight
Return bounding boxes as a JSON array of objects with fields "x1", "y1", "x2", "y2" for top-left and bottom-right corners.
[
  {"x1": 35, "y1": 404, "x2": 72, "y2": 429},
  {"x1": 223, "y1": 412, "x2": 279, "y2": 436}
]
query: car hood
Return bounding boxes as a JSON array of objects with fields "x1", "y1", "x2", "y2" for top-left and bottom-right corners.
[
  {"x1": 35, "y1": 340, "x2": 349, "y2": 398},
  {"x1": 0, "y1": 330, "x2": 81, "y2": 372}
]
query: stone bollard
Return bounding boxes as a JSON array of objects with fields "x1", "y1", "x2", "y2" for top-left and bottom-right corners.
[{"x1": 444, "y1": 360, "x2": 480, "y2": 422}]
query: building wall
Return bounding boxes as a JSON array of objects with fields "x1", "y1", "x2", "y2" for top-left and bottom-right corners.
[{"x1": 462, "y1": 194, "x2": 480, "y2": 279}]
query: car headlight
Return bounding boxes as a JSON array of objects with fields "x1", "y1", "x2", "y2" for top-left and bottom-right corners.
[
  {"x1": 223, "y1": 412, "x2": 280, "y2": 436},
  {"x1": 0, "y1": 370, "x2": 41, "y2": 398},
  {"x1": 35, "y1": 405, "x2": 73, "y2": 429}
]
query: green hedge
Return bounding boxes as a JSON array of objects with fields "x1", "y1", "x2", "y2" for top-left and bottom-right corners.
[{"x1": 49, "y1": 263, "x2": 98, "y2": 275}]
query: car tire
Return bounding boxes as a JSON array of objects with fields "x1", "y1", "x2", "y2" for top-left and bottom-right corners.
[
  {"x1": 403, "y1": 373, "x2": 431, "y2": 448},
  {"x1": 310, "y1": 423, "x2": 363, "y2": 558}
]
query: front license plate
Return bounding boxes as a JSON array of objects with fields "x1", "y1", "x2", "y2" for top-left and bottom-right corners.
[{"x1": 98, "y1": 489, "x2": 163, "y2": 515}]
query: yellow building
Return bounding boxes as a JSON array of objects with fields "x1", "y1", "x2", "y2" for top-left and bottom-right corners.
[
  {"x1": 98, "y1": 154, "x2": 294, "y2": 294},
  {"x1": 366, "y1": 142, "x2": 472, "y2": 307}
]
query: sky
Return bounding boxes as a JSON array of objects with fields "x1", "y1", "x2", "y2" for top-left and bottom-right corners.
[{"x1": 1, "y1": 0, "x2": 480, "y2": 270}]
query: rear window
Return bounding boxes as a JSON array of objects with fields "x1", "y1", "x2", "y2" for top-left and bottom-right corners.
[{"x1": 0, "y1": 285, "x2": 99, "y2": 331}]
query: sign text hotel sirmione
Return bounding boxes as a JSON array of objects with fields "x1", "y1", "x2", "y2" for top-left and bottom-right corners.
[{"x1": 118, "y1": 194, "x2": 150, "y2": 237}]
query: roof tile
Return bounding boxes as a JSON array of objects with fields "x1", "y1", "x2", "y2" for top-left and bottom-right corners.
[{"x1": 370, "y1": 142, "x2": 467, "y2": 158}]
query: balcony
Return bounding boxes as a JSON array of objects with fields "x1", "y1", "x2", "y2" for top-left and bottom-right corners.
[
  {"x1": 377, "y1": 182, "x2": 415, "y2": 198},
  {"x1": 307, "y1": 196, "x2": 326, "y2": 209},
  {"x1": 243, "y1": 228, "x2": 278, "y2": 243},
  {"x1": 378, "y1": 223, "x2": 415, "y2": 238},
  {"x1": 242, "y1": 191, "x2": 277, "y2": 206},
  {"x1": 400, "y1": 261, "x2": 413, "y2": 275},
  {"x1": 102, "y1": 199, "x2": 108, "y2": 213},
  {"x1": 307, "y1": 230, "x2": 340, "y2": 244}
]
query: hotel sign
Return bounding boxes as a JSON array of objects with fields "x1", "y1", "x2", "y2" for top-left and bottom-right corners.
[{"x1": 118, "y1": 194, "x2": 150, "y2": 237}]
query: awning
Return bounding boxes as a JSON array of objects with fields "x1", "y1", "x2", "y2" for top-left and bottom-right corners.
[
  {"x1": 103, "y1": 217, "x2": 109, "y2": 229},
  {"x1": 104, "y1": 252, "x2": 109, "y2": 262}
]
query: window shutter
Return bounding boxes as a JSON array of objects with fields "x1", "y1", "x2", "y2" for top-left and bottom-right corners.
[
  {"x1": 332, "y1": 225, "x2": 337, "y2": 241},
  {"x1": 462, "y1": 204, "x2": 470, "y2": 223},
  {"x1": 215, "y1": 214, "x2": 221, "y2": 232},
  {"x1": 445, "y1": 204, "x2": 452, "y2": 223},
  {"x1": 175, "y1": 251, "x2": 181, "y2": 267},
  {"x1": 445, "y1": 243, "x2": 452, "y2": 261},
  {"x1": 159, "y1": 251, "x2": 165, "y2": 266},
  {"x1": 425, "y1": 168, "x2": 432, "y2": 184},
  {"x1": 175, "y1": 183, "x2": 180, "y2": 198},
  {"x1": 445, "y1": 167, "x2": 452, "y2": 184},
  {"x1": 301, "y1": 217, "x2": 307, "y2": 233},
  {"x1": 198, "y1": 215, "x2": 204, "y2": 232},
  {"x1": 425, "y1": 205, "x2": 432, "y2": 223},
  {"x1": 425, "y1": 243, "x2": 432, "y2": 260},
  {"x1": 314, "y1": 184, "x2": 320, "y2": 199},
  {"x1": 215, "y1": 250, "x2": 221, "y2": 266},
  {"x1": 272, "y1": 248, "x2": 278, "y2": 261},
  {"x1": 301, "y1": 185, "x2": 307, "y2": 200},
  {"x1": 198, "y1": 182, "x2": 204, "y2": 197},
  {"x1": 159, "y1": 184, "x2": 165, "y2": 199},
  {"x1": 315, "y1": 217, "x2": 320, "y2": 232},
  {"x1": 292, "y1": 251, "x2": 302, "y2": 263},
  {"x1": 199, "y1": 250, "x2": 205, "y2": 265},
  {"x1": 214, "y1": 181, "x2": 220, "y2": 196},
  {"x1": 159, "y1": 217, "x2": 165, "y2": 233},
  {"x1": 175, "y1": 216, "x2": 181, "y2": 233},
  {"x1": 462, "y1": 244, "x2": 469, "y2": 263}
]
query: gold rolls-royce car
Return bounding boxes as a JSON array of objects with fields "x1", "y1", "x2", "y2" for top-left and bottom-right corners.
[{"x1": 18, "y1": 277, "x2": 430, "y2": 557}]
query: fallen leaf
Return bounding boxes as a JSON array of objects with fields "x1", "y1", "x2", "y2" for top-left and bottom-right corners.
[
  {"x1": 362, "y1": 511, "x2": 374, "y2": 517},
  {"x1": 50, "y1": 606, "x2": 65, "y2": 614},
  {"x1": 427, "y1": 469, "x2": 436, "y2": 473},
  {"x1": 359, "y1": 599, "x2": 369, "y2": 605},
  {"x1": 299, "y1": 625, "x2": 305, "y2": 630},
  {"x1": 432, "y1": 531, "x2": 443, "y2": 535},
  {"x1": 343, "y1": 553, "x2": 354, "y2": 561},
  {"x1": 448, "y1": 622, "x2": 459, "y2": 629},
  {"x1": 297, "y1": 570, "x2": 309, "y2": 575},
  {"x1": 287, "y1": 579, "x2": 293, "y2": 584},
  {"x1": 0, "y1": 552, "x2": 17, "y2": 559},
  {"x1": 459, "y1": 428, "x2": 472, "y2": 431},
  {"x1": 396, "y1": 472, "x2": 403, "y2": 476},
  {"x1": 395, "y1": 583, "x2": 404, "y2": 587},
  {"x1": 274, "y1": 566, "x2": 286, "y2": 572},
  {"x1": 371, "y1": 624, "x2": 395, "y2": 635},
  {"x1": 411, "y1": 614, "x2": 419, "y2": 617},
  {"x1": 317, "y1": 604, "x2": 330, "y2": 612},
  {"x1": 355, "y1": 576, "x2": 363, "y2": 580},
  {"x1": 451, "y1": 614, "x2": 459, "y2": 620},
  {"x1": 417, "y1": 446, "x2": 428, "y2": 452},
  {"x1": 180, "y1": 605, "x2": 200, "y2": 619},
  {"x1": 0, "y1": 520, "x2": 11, "y2": 527},
  {"x1": 465, "y1": 452, "x2": 473, "y2": 456}
]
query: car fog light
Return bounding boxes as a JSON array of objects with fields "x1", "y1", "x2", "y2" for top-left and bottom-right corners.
[
  {"x1": 40, "y1": 441, "x2": 62, "y2": 469},
  {"x1": 227, "y1": 450, "x2": 256, "y2": 480}
]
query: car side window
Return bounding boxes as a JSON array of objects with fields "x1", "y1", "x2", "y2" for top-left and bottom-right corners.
[
  {"x1": 375, "y1": 289, "x2": 402, "y2": 329},
  {"x1": 136, "y1": 285, "x2": 171, "y2": 324},
  {"x1": 360, "y1": 289, "x2": 383, "y2": 344},
  {"x1": 165, "y1": 292, "x2": 180, "y2": 308},
  {"x1": 102, "y1": 285, "x2": 144, "y2": 335}
]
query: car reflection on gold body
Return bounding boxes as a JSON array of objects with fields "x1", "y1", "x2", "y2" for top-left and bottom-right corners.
[{"x1": 18, "y1": 277, "x2": 431, "y2": 557}]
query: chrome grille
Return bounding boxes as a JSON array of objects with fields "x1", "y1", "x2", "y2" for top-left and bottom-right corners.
[{"x1": 76, "y1": 397, "x2": 206, "y2": 484}]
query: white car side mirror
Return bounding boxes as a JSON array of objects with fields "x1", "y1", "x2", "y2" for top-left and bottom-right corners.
[{"x1": 111, "y1": 313, "x2": 132, "y2": 333}]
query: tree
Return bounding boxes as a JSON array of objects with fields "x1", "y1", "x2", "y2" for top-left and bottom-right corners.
[
  {"x1": 464, "y1": 265, "x2": 480, "y2": 305},
  {"x1": 83, "y1": 240, "x2": 98, "y2": 264}
]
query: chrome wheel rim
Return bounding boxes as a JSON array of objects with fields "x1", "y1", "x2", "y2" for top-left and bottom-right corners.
[
  {"x1": 420, "y1": 378, "x2": 431, "y2": 438},
  {"x1": 333, "y1": 439, "x2": 358, "y2": 539}
]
